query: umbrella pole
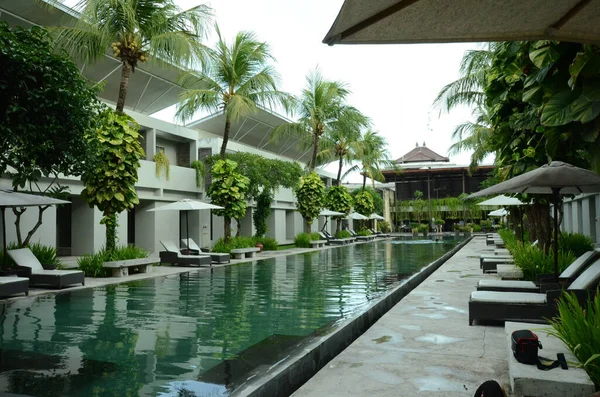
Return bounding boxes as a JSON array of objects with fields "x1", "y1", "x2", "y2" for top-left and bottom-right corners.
[
  {"x1": 552, "y1": 188, "x2": 560, "y2": 283},
  {"x1": 1, "y1": 207, "x2": 6, "y2": 268}
]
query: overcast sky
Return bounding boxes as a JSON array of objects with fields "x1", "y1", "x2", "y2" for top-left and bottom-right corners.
[{"x1": 149, "y1": 0, "x2": 487, "y2": 180}]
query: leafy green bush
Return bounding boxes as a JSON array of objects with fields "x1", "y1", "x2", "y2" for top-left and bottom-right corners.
[
  {"x1": 378, "y1": 220, "x2": 391, "y2": 233},
  {"x1": 294, "y1": 233, "x2": 312, "y2": 248},
  {"x1": 472, "y1": 224, "x2": 482, "y2": 232},
  {"x1": 78, "y1": 249, "x2": 109, "y2": 277},
  {"x1": 357, "y1": 228, "x2": 371, "y2": 236},
  {"x1": 418, "y1": 224, "x2": 429, "y2": 235},
  {"x1": 212, "y1": 236, "x2": 257, "y2": 253},
  {"x1": 434, "y1": 219, "x2": 445, "y2": 225},
  {"x1": 512, "y1": 243, "x2": 576, "y2": 281},
  {"x1": 336, "y1": 230, "x2": 352, "y2": 239},
  {"x1": 479, "y1": 219, "x2": 492, "y2": 230},
  {"x1": 559, "y1": 232, "x2": 594, "y2": 258},
  {"x1": 548, "y1": 290, "x2": 600, "y2": 388},
  {"x1": 498, "y1": 229, "x2": 518, "y2": 251},
  {"x1": 310, "y1": 232, "x2": 321, "y2": 241},
  {"x1": 109, "y1": 245, "x2": 148, "y2": 260},
  {"x1": 253, "y1": 237, "x2": 278, "y2": 251}
]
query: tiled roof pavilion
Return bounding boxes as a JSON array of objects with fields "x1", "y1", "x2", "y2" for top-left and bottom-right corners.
[{"x1": 395, "y1": 142, "x2": 449, "y2": 164}]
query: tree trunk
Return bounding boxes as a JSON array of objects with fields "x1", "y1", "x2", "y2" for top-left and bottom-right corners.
[
  {"x1": 310, "y1": 134, "x2": 319, "y2": 171},
  {"x1": 224, "y1": 216, "x2": 232, "y2": 242},
  {"x1": 105, "y1": 213, "x2": 117, "y2": 253},
  {"x1": 336, "y1": 156, "x2": 343, "y2": 186},
  {"x1": 23, "y1": 206, "x2": 49, "y2": 246},
  {"x1": 526, "y1": 201, "x2": 551, "y2": 252},
  {"x1": 220, "y1": 119, "x2": 232, "y2": 159},
  {"x1": 116, "y1": 62, "x2": 132, "y2": 115},
  {"x1": 508, "y1": 210, "x2": 522, "y2": 240},
  {"x1": 304, "y1": 219, "x2": 311, "y2": 234},
  {"x1": 362, "y1": 174, "x2": 367, "y2": 190},
  {"x1": 12, "y1": 207, "x2": 25, "y2": 246},
  {"x1": 336, "y1": 218, "x2": 341, "y2": 234},
  {"x1": 235, "y1": 218, "x2": 241, "y2": 237}
]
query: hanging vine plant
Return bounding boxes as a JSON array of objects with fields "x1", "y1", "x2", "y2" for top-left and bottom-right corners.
[
  {"x1": 154, "y1": 151, "x2": 170, "y2": 180},
  {"x1": 191, "y1": 160, "x2": 206, "y2": 187}
]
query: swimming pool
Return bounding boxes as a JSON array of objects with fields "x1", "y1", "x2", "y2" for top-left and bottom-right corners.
[{"x1": 0, "y1": 237, "x2": 462, "y2": 396}]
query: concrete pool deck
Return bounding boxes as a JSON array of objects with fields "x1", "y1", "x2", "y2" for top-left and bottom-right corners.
[{"x1": 292, "y1": 235, "x2": 511, "y2": 397}]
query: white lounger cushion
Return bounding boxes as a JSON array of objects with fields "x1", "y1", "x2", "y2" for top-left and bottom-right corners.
[
  {"x1": 477, "y1": 279, "x2": 537, "y2": 290},
  {"x1": 7, "y1": 248, "x2": 44, "y2": 272},
  {"x1": 34, "y1": 269, "x2": 84, "y2": 276},
  {"x1": 560, "y1": 251, "x2": 597, "y2": 280},
  {"x1": 0, "y1": 277, "x2": 27, "y2": 284},
  {"x1": 568, "y1": 258, "x2": 600, "y2": 290},
  {"x1": 497, "y1": 265, "x2": 523, "y2": 279},
  {"x1": 181, "y1": 238, "x2": 201, "y2": 251},
  {"x1": 471, "y1": 291, "x2": 547, "y2": 304},
  {"x1": 160, "y1": 240, "x2": 181, "y2": 253}
]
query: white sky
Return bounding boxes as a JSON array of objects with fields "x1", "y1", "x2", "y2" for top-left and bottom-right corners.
[{"x1": 150, "y1": 1, "x2": 489, "y2": 181}]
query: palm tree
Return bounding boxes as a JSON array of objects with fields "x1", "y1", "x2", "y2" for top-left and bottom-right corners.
[
  {"x1": 51, "y1": 0, "x2": 212, "y2": 115},
  {"x1": 448, "y1": 106, "x2": 493, "y2": 170},
  {"x1": 355, "y1": 130, "x2": 394, "y2": 190},
  {"x1": 176, "y1": 27, "x2": 290, "y2": 159},
  {"x1": 272, "y1": 69, "x2": 351, "y2": 170},
  {"x1": 317, "y1": 107, "x2": 370, "y2": 184}
]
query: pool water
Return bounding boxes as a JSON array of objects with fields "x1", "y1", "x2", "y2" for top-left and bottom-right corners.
[{"x1": 0, "y1": 237, "x2": 461, "y2": 396}]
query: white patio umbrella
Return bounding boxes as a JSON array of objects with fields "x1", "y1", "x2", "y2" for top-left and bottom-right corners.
[
  {"x1": 467, "y1": 161, "x2": 600, "y2": 281},
  {"x1": 488, "y1": 209, "x2": 508, "y2": 217},
  {"x1": 368, "y1": 213, "x2": 385, "y2": 220},
  {"x1": 148, "y1": 199, "x2": 224, "y2": 249},
  {"x1": 319, "y1": 209, "x2": 345, "y2": 232},
  {"x1": 0, "y1": 190, "x2": 70, "y2": 267},
  {"x1": 477, "y1": 195, "x2": 525, "y2": 207},
  {"x1": 347, "y1": 212, "x2": 368, "y2": 220}
]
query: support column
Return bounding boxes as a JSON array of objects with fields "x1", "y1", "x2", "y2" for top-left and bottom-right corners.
[
  {"x1": 145, "y1": 128, "x2": 156, "y2": 161},
  {"x1": 582, "y1": 196, "x2": 594, "y2": 240}
]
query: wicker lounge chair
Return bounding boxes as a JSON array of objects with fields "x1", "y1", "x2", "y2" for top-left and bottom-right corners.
[
  {"x1": 0, "y1": 276, "x2": 29, "y2": 297},
  {"x1": 468, "y1": 257, "x2": 600, "y2": 325},
  {"x1": 476, "y1": 251, "x2": 600, "y2": 293},
  {"x1": 348, "y1": 229, "x2": 371, "y2": 241},
  {"x1": 319, "y1": 232, "x2": 346, "y2": 245},
  {"x1": 8, "y1": 248, "x2": 84, "y2": 289},
  {"x1": 180, "y1": 239, "x2": 230, "y2": 264},
  {"x1": 159, "y1": 240, "x2": 211, "y2": 266}
]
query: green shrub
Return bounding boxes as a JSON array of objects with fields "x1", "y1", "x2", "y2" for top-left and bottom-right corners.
[
  {"x1": 480, "y1": 219, "x2": 492, "y2": 230},
  {"x1": 0, "y1": 242, "x2": 62, "y2": 269},
  {"x1": 512, "y1": 243, "x2": 576, "y2": 281},
  {"x1": 336, "y1": 230, "x2": 352, "y2": 239},
  {"x1": 310, "y1": 232, "x2": 321, "y2": 241},
  {"x1": 378, "y1": 220, "x2": 391, "y2": 233},
  {"x1": 253, "y1": 237, "x2": 278, "y2": 251},
  {"x1": 472, "y1": 224, "x2": 482, "y2": 232},
  {"x1": 212, "y1": 236, "x2": 257, "y2": 253},
  {"x1": 434, "y1": 219, "x2": 445, "y2": 226},
  {"x1": 418, "y1": 224, "x2": 429, "y2": 235},
  {"x1": 498, "y1": 229, "x2": 518, "y2": 251},
  {"x1": 108, "y1": 245, "x2": 148, "y2": 261},
  {"x1": 78, "y1": 249, "x2": 109, "y2": 277},
  {"x1": 547, "y1": 290, "x2": 600, "y2": 388},
  {"x1": 559, "y1": 232, "x2": 594, "y2": 258},
  {"x1": 357, "y1": 228, "x2": 371, "y2": 236},
  {"x1": 294, "y1": 233, "x2": 312, "y2": 248}
]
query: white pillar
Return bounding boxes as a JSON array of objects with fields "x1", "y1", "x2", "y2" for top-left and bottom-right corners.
[{"x1": 145, "y1": 128, "x2": 156, "y2": 161}]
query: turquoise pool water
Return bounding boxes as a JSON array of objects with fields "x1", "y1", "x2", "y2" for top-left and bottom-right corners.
[{"x1": 0, "y1": 237, "x2": 462, "y2": 396}]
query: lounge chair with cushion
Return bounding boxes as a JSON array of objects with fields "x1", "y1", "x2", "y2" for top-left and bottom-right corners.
[
  {"x1": 8, "y1": 248, "x2": 85, "y2": 289},
  {"x1": 0, "y1": 277, "x2": 29, "y2": 297},
  {"x1": 180, "y1": 239, "x2": 230, "y2": 264},
  {"x1": 319, "y1": 232, "x2": 346, "y2": 245},
  {"x1": 160, "y1": 240, "x2": 211, "y2": 266},
  {"x1": 348, "y1": 229, "x2": 370, "y2": 241},
  {"x1": 476, "y1": 250, "x2": 600, "y2": 293},
  {"x1": 468, "y1": 257, "x2": 600, "y2": 325}
]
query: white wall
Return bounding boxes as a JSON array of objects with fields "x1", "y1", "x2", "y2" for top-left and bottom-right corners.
[
  {"x1": 561, "y1": 193, "x2": 600, "y2": 245},
  {"x1": 1, "y1": 205, "x2": 57, "y2": 249}
]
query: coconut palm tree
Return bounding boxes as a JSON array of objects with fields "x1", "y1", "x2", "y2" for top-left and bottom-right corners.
[
  {"x1": 448, "y1": 106, "x2": 493, "y2": 170},
  {"x1": 317, "y1": 107, "x2": 371, "y2": 184},
  {"x1": 176, "y1": 27, "x2": 290, "y2": 159},
  {"x1": 51, "y1": 0, "x2": 212, "y2": 115},
  {"x1": 355, "y1": 130, "x2": 394, "y2": 190},
  {"x1": 271, "y1": 69, "x2": 351, "y2": 170}
]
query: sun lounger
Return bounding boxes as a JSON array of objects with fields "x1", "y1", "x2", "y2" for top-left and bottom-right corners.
[
  {"x1": 319, "y1": 232, "x2": 346, "y2": 245},
  {"x1": 159, "y1": 240, "x2": 211, "y2": 266},
  {"x1": 0, "y1": 276, "x2": 28, "y2": 297},
  {"x1": 468, "y1": 257, "x2": 600, "y2": 325},
  {"x1": 180, "y1": 239, "x2": 230, "y2": 264},
  {"x1": 476, "y1": 251, "x2": 600, "y2": 293},
  {"x1": 8, "y1": 248, "x2": 84, "y2": 289},
  {"x1": 348, "y1": 229, "x2": 371, "y2": 241},
  {"x1": 497, "y1": 264, "x2": 523, "y2": 279}
]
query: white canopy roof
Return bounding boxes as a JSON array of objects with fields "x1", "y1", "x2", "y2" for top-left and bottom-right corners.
[{"x1": 477, "y1": 195, "x2": 525, "y2": 207}]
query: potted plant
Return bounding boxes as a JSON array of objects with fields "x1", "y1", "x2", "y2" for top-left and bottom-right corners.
[
  {"x1": 434, "y1": 218, "x2": 445, "y2": 233},
  {"x1": 452, "y1": 223, "x2": 461, "y2": 236},
  {"x1": 411, "y1": 223, "x2": 419, "y2": 236},
  {"x1": 419, "y1": 224, "x2": 429, "y2": 237}
]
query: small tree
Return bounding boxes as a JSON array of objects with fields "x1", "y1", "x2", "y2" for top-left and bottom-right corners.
[
  {"x1": 413, "y1": 190, "x2": 427, "y2": 223},
  {"x1": 295, "y1": 172, "x2": 325, "y2": 232},
  {"x1": 325, "y1": 186, "x2": 353, "y2": 233},
  {"x1": 0, "y1": 23, "x2": 100, "y2": 245},
  {"x1": 353, "y1": 190, "x2": 375, "y2": 229},
  {"x1": 253, "y1": 190, "x2": 273, "y2": 237},
  {"x1": 351, "y1": 187, "x2": 383, "y2": 215},
  {"x1": 81, "y1": 108, "x2": 145, "y2": 252},
  {"x1": 208, "y1": 160, "x2": 250, "y2": 242}
]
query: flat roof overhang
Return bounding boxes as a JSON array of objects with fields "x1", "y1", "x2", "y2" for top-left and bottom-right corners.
[
  {"x1": 382, "y1": 165, "x2": 495, "y2": 182},
  {"x1": 0, "y1": 0, "x2": 184, "y2": 115},
  {"x1": 323, "y1": 0, "x2": 600, "y2": 45},
  {"x1": 188, "y1": 108, "x2": 312, "y2": 163}
]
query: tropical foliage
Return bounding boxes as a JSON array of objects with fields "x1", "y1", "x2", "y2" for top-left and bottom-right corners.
[
  {"x1": 207, "y1": 159, "x2": 250, "y2": 241},
  {"x1": 295, "y1": 172, "x2": 325, "y2": 232},
  {"x1": 547, "y1": 290, "x2": 600, "y2": 388},
  {"x1": 351, "y1": 187, "x2": 384, "y2": 215},
  {"x1": 78, "y1": 245, "x2": 148, "y2": 277},
  {"x1": 81, "y1": 108, "x2": 145, "y2": 252},
  {"x1": 356, "y1": 130, "x2": 394, "y2": 189},
  {"x1": 294, "y1": 232, "x2": 321, "y2": 248},
  {"x1": 53, "y1": 0, "x2": 212, "y2": 114},
  {"x1": 177, "y1": 28, "x2": 289, "y2": 157},
  {"x1": 272, "y1": 68, "x2": 353, "y2": 170},
  {"x1": 325, "y1": 186, "x2": 353, "y2": 232},
  {"x1": 253, "y1": 190, "x2": 273, "y2": 238},
  {"x1": 0, "y1": 23, "x2": 100, "y2": 246},
  {"x1": 559, "y1": 232, "x2": 595, "y2": 258},
  {"x1": 352, "y1": 190, "x2": 375, "y2": 218},
  {"x1": 0, "y1": 242, "x2": 62, "y2": 270}
]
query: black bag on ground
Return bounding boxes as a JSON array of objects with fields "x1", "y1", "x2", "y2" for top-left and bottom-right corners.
[{"x1": 511, "y1": 330, "x2": 566, "y2": 370}]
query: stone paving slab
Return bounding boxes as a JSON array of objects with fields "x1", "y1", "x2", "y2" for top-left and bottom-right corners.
[{"x1": 293, "y1": 236, "x2": 512, "y2": 397}]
